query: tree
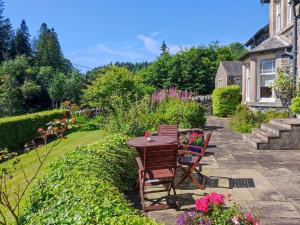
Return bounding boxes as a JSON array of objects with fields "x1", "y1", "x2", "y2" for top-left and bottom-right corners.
[
  {"x1": 48, "y1": 72, "x2": 66, "y2": 108},
  {"x1": 13, "y1": 20, "x2": 31, "y2": 57},
  {"x1": 160, "y1": 41, "x2": 169, "y2": 54},
  {"x1": 0, "y1": 0, "x2": 14, "y2": 61},
  {"x1": 34, "y1": 23, "x2": 70, "y2": 71},
  {"x1": 83, "y1": 66, "x2": 153, "y2": 111},
  {"x1": 64, "y1": 70, "x2": 84, "y2": 104}
]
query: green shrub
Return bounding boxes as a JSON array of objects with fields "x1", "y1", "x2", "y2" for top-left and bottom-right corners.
[
  {"x1": 75, "y1": 114, "x2": 104, "y2": 131},
  {"x1": 0, "y1": 109, "x2": 68, "y2": 150},
  {"x1": 290, "y1": 96, "x2": 300, "y2": 114},
  {"x1": 104, "y1": 97, "x2": 158, "y2": 137},
  {"x1": 156, "y1": 98, "x2": 206, "y2": 128},
  {"x1": 212, "y1": 85, "x2": 240, "y2": 117},
  {"x1": 22, "y1": 134, "x2": 157, "y2": 225},
  {"x1": 229, "y1": 104, "x2": 289, "y2": 133}
]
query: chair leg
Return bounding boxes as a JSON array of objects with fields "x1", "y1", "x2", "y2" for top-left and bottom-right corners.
[
  {"x1": 176, "y1": 174, "x2": 188, "y2": 187},
  {"x1": 189, "y1": 175, "x2": 205, "y2": 190},
  {"x1": 171, "y1": 181, "x2": 179, "y2": 208}
]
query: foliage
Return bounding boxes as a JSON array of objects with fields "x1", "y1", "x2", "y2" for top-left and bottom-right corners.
[
  {"x1": 151, "y1": 87, "x2": 193, "y2": 107},
  {"x1": 156, "y1": 98, "x2": 206, "y2": 129},
  {"x1": 83, "y1": 66, "x2": 154, "y2": 111},
  {"x1": 21, "y1": 134, "x2": 157, "y2": 225},
  {"x1": 142, "y1": 42, "x2": 246, "y2": 94},
  {"x1": 13, "y1": 20, "x2": 31, "y2": 57},
  {"x1": 290, "y1": 96, "x2": 300, "y2": 114},
  {"x1": 273, "y1": 70, "x2": 295, "y2": 107},
  {"x1": 177, "y1": 193, "x2": 259, "y2": 225},
  {"x1": 212, "y1": 85, "x2": 240, "y2": 117},
  {"x1": 74, "y1": 114, "x2": 103, "y2": 131},
  {"x1": 0, "y1": 115, "x2": 68, "y2": 225},
  {"x1": 0, "y1": 109, "x2": 68, "y2": 150},
  {"x1": 229, "y1": 104, "x2": 289, "y2": 133}
]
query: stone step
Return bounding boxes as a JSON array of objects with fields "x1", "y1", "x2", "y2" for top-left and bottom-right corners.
[
  {"x1": 270, "y1": 119, "x2": 300, "y2": 130},
  {"x1": 260, "y1": 123, "x2": 290, "y2": 136},
  {"x1": 251, "y1": 128, "x2": 279, "y2": 142},
  {"x1": 243, "y1": 133, "x2": 267, "y2": 149}
]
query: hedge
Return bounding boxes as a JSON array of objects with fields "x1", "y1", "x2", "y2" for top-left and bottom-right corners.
[
  {"x1": 0, "y1": 109, "x2": 68, "y2": 150},
  {"x1": 212, "y1": 85, "x2": 240, "y2": 117},
  {"x1": 21, "y1": 134, "x2": 158, "y2": 225}
]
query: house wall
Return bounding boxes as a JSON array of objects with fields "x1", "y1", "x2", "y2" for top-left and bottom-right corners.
[
  {"x1": 215, "y1": 64, "x2": 227, "y2": 88},
  {"x1": 242, "y1": 51, "x2": 290, "y2": 111}
]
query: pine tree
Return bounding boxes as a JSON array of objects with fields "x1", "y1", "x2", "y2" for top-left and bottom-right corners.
[
  {"x1": 13, "y1": 19, "x2": 32, "y2": 57},
  {"x1": 160, "y1": 41, "x2": 169, "y2": 54},
  {"x1": 0, "y1": 0, "x2": 14, "y2": 61},
  {"x1": 34, "y1": 23, "x2": 66, "y2": 71}
]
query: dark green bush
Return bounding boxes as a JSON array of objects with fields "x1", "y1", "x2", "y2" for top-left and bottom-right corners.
[
  {"x1": 212, "y1": 85, "x2": 240, "y2": 117},
  {"x1": 0, "y1": 109, "x2": 68, "y2": 150},
  {"x1": 156, "y1": 98, "x2": 206, "y2": 128},
  {"x1": 229, "y1": 104, "x2": 289, "y2": 133},
  {"x1": 22, "y1": 134, "x2": 157, "y2": 225},
  {"x1": 74, "y1": 114, "x2": 104, "y2": 131}
]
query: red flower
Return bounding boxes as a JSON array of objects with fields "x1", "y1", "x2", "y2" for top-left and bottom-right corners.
[
  {"x1": 144, "y1": 131, "x2": 151, "y2": 138},
  {"x1": 195, "y1": 196, "x2": 209, "y2": 212},
  {"x1": 37, "y1": 128, "x2": 44, "y2": 134},
  {"x1": 208, "y1": 192, "x2": 225, "y2": 205},
  {"x1": 246, "y1": 213, "x2": 259, "y2": 225}
]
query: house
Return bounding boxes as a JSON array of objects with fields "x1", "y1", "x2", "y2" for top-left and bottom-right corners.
[
  {"x1": 241, "y1": 0, "x2": 299, "y2": 111},
  {"x1": 215, "y1": 61, "x2": 243, "y2": 89}
]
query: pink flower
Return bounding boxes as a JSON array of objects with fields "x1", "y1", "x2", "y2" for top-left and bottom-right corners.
[
  {"x1": 231, "y1": 216, "x2": 240, "y2": 225},
  {"x1": 195, "y1": 196, "x2": 209, "y2": 212},
  {"x1": 37, "y1": 128, "x2": 44, "y2": 134},
  {"x1": 208, "y1": 192, "x2": 225, "y2": 205},
  {"x1": 246, "y1": 213, "x2": 259, "y2": 225}
]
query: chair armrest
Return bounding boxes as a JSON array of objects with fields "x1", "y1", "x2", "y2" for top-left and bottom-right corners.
[
  {"x1": 178, "y1": 150, "x2": 204, "y2": 157},
  {"x1": 136, "y1": 157, "x2": 144, "y2": 171}
]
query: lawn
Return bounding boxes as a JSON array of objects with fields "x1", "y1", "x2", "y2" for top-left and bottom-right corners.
[{"x1": 0, "y1": 129, "x2": 103, "y2": 222}]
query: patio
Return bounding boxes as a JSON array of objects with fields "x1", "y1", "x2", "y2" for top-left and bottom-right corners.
[{"x1": 131, "y1": 117, "x2": 300, "y2": 225}]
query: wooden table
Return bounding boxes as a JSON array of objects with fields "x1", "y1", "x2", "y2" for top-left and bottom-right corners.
[{"x1": 127, "y1": 136, "x2": 176, "y2": 156}]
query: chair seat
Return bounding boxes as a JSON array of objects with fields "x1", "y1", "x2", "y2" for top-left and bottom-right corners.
[
  {"x1": 178, "y1": 156, "x2": 199, "y2": 165},
  {"x1": 145, "y1": 169, "x2": 174, "y2": 180}
]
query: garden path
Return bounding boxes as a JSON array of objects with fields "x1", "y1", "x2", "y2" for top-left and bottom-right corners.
[{"x1": 143, "y1": 117, "x2": 300, "y2": 225}]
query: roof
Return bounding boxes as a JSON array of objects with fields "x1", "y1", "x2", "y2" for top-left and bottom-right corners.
[
  {"x1": 261, "y1": 0, "x2": 270, "y2": 3},
  {"x1": 245, "y1": 24, "x2": 269, "y2": 47},
  {"x1": 248, "y1": 36, "x2": 291, "y2": 54},
  {"x1": 220, "y1": 61, "x2": 243, "y2": 76}
]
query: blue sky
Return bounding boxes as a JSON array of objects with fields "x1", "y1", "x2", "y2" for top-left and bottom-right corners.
[{"x1": 5, "y1": 0, "x2": 269, "y2": 71}]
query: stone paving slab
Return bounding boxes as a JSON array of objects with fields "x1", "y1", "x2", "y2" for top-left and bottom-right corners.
[{"x1": 143, "y1": 117, "x2": 300, "y2": 225}]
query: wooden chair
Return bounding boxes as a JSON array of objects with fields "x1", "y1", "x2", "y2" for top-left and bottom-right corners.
[
  {"x1": 158, "y1": 125, "x2": 178, "y2": 141},
  {"x1": 176, "y1": 131, "x2": 212, "y2": 189},
  {"x1": 136, "y1": 144, "x2": 179, "y2": 211}
]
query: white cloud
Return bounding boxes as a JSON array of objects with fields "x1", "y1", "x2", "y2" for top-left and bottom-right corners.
[{"x1": 137, "y1": 34, "x2": 160, "y2": 55}]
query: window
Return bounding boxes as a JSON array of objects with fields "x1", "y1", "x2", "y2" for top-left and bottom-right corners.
[
  {"x1": 218, "y1": 79, "x2": 223, "y2": 87},
  {"x1": 287, "y1": 0, "x2": 293, "y2": 25},
  {"x1": 245, "y1": 64, "x2": 250, "y2": 102},
  {"x1": 276, "y1": 1, "x2": 281, "y2": 33},
  {"x1": 260, "y1": 59, "x2": 276, "y2": 99}
]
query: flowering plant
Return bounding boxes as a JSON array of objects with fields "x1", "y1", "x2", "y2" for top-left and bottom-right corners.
[
  {"x1": 177, "y1": 193, "x2": 260, "y2": 225},
  {"x1": 144, "y1": 130, "x2": 151, "y2": 138},
  {"x1": 189, "y1": 132, "x2": 204, "y2": 146}
]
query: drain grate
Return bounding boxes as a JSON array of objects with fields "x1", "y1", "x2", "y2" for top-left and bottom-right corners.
[{"x1": 229, "y1": 178, "x2": 255, "y2": 188}]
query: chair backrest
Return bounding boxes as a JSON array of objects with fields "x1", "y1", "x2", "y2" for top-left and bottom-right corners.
[
  {"x1": 195, "y1": 131, "x2": 212, "y2": 164},
  {"x1": 158, "y1": 125, "x2": 178, "y2": 141},
  {"x1": 143, "y1": 144, "x2": 178, "y2": 171}
]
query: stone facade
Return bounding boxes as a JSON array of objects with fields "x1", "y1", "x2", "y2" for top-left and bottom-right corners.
[
  {"x1": 215, "y1": 61, "x2": 242, "y2": 89},
  {"x1": 241, "y1": 0, "x2": 299, "y2": 111}
]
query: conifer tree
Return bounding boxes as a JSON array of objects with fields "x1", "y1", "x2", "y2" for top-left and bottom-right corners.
[
  {"x1": 13, "y1": 19, "x2": 32, "y2": 57},
  {"x1": 0, "y1": 0, "x2": 14, "y2": 61}
]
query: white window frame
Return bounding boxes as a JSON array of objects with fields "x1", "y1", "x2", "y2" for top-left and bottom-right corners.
[
  {"x1": 276, "y1": 1, "x2": 281, "y2": 33},
  {"x1": 245, "y1": 64, "x2": 250, "y2": 102},
  {"x1": 287, "y1": 0, "x2": 293, "y2": 25},
  {"x1": 259, "y1": 59, "x2": 276, "y2": 102}
]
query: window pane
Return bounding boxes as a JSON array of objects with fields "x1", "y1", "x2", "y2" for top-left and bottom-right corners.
[
  {"x1": 260, "y1": 59, "x2": 275, "y2": 74},
  {"x1": 260, "y1": 74, "x2": 275, "y2": 98}
]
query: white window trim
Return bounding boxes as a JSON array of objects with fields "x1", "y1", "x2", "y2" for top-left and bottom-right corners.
[
  {"x1": 245, "y1": 64, "x2": 250, "y2": 102},
  {"x1": 275, "y1": 1, "x2": 281, "y2": 33},
  {"x1": 258, "y1": 59, "x2": 276, "y2": 103},
  {"x1": 287, "y1": 0, "x2": 293, "y2": 25}
]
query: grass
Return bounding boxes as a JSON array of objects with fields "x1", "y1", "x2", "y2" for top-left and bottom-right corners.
[{"x1": 0, "y1": 129, "x2": 103, "y2": 223}]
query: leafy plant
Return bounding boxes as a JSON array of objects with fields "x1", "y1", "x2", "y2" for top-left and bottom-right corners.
[
  {"x1": 229, "y1": 104, "x2": 288, "y2": 133},
  {"x1": 212, "y1": 85, "x2": 240, "y2": 117},
  {"x1": 290, "y1": 96, "x2": 300, "y2": 114},
  {"x1": 21, "y1": 134, "x2": 158, "y2": 225},
  {"x1": 273, "y1": 70, "x2": 295, "y2": 107},
  {"x1": 177, "y1": 193, "x2": 259, "y2": 225},
  {"x1": 0, "y1": 109, "x2": 68, "y2": 150}
]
